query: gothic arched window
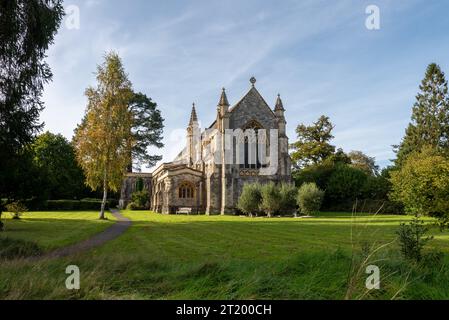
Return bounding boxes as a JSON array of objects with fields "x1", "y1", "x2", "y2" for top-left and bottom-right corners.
[
  {"x1": 178, "y1": 182, "x2": 195, "y2": 199},
  {"x1": 243, "y1": 120, "x2": 264, "y2": 131},
  {"x1": 241, "y1": 120, "x2": 266, "y2": 169}
]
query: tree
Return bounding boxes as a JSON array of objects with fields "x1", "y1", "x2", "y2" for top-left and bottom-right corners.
[
  {"x1": 326, "y1": 165, "x2": 367, "y2": 204},
  {"x1": 390, "y1": 146, "x2": 449, "y2": 219},
  {"x1": 73, "y1": 52, "x2": 134, "y2": 219},
  {"x1": 395, "y1": 63, "x2": 449, "y2": 164},
  {"x1": 237, "y1": 183, "x2": 262, "y2": 216},
  {"x1": 260, "y1": 182, "x2": 281, "y2": 217},
  {"x1": 297, "y1": 183, "x2": 324, "y2": 215},
  {"x1": 290, "y1": 115, "x2": 336, "y2": 168},
  {"x1": 136, "y1": 178, "x2": 144, "y2": 192},
  {"x1": 293, "y1": 160, "x2": 335, "y2": 191},
  {"x1": 397, "y1": 216, "x2": 433, "y2": 262},
  {"x1": 348, "y1": 150, "x2": 379, "y2": 176},
  {"x1": 3, "y1": 145, "x2": 45, "y2": 202},
  {"x1": 279, "y1": 183, "x2": 297, "y2": 215},
  {"x1": 328, "y1": 148, "x2": 351, "y2": 165},
  {"x1": 361, "y1": 173, "x2": 391, "y2": 200},
  {"x1": 0, "y1": 0, "x2": 64, "y2": 218},
  {"x1": 129, "y1": 93, "x2": 164, "y2": 170},
  {"x1": 31, "y1": 132, "x2": 86, "y2": 200},
  {"x1": 5, "y1": 201, "x2": 28, "y2": 220}
]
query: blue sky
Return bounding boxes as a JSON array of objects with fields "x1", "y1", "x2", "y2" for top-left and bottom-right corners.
[{"x1": 42, "y1": 0, "x2": 449, "y2": 170}]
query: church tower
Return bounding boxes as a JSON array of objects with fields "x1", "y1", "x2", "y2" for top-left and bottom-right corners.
[{"x1": 187, "y1": 103, "x2": 200, "y2": 166}]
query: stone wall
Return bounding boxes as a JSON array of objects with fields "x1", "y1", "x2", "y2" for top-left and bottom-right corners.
[
  {"x1": 206, "y1": 171, "x2": 221, "y2": 215},
  {"x1": 163, "y1": 173, "x2": 204, "y2": 214},
  {"x1": 119, "y1": 173, "x2": 152, "y2": 209}
]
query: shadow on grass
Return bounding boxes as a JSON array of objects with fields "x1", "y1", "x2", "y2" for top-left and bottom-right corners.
[{"x1": 124, "y1": 217, "x2": 414, "y2": 228}]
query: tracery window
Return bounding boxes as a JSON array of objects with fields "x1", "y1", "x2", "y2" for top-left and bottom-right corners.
[
  {"x1": 241, "y1": 120, "x2": 267, "y2": 169},
  {"x1": 178, "y1": 182, "x2": 195, "y2": 199}
]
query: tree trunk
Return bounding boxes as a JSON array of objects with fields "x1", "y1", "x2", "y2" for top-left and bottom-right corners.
[{"x1": 100, "y1": 174, "x2": 108, "y2": 220}]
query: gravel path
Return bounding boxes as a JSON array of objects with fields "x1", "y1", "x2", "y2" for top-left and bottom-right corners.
[{"x1": 44, "y1": 209, "x2": 131, "y2": 259}]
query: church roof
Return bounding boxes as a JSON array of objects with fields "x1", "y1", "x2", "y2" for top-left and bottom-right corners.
[
  {"x1": 208, "y1": 120, "x2": 217, "y2": 129},
  {"x1": 183, "y1": 77, "x2": 282, "y2": 135},
  {"x1": 206, "y1": 78, "x2": 277, "y2": 130},
  {"x1": 152, "y1": 161, "x2": 203, "y2": 177},
  {"x1": 228, "y1": 82, "x2": 276, "y2": 118}
]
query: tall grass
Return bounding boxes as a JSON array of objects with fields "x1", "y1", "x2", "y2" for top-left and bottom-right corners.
[{"x1": 1, "y1": 247, "x2": 448, "y2": 300}]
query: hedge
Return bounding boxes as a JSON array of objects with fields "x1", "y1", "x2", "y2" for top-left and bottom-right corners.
[{"x1": 22, "y1": 199, "x2": 119, "y2": 211}]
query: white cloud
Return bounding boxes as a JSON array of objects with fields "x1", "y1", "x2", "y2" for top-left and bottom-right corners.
[{"x1": 41, "y1": 0, "x2": 442, "y2": 171}]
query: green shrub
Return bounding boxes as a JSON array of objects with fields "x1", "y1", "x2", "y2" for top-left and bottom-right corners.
[
  {"x1": 326, "y1": 165, "x2": 367, "y2": 204},
  {"x1": 82, "y1": 198, "x2": 119, "y2": 209},
  {"x1": 45, "y1": 199, "x2": 113, "y2": 211},
  {"x1": 297, "y1": 183, "x2": 324, "y2": 215},
  {"x1": 361, "y1": 174, "x2": 391, "y2": 200},
  {"x1": 132, "y1": 190, "x2": 150, "y2": 209},
  {"x1": 22, "y1": 198, "x2": 46, "y2": 211},
  {"x1": 279, "y1": 183, "x2": 297, "y2": 215},
  {"x1": 47, "y1": 200, "x2": 76, "y2": 211},
  {"x1": 294, "y1": 162, "x2": 392, "y2": 211},
  {"x1": 126, "y1": 202, "x2": 139, "y2": 211},
  {"x1": 237, "y1": 183, "x2": 262, "y2": 216},
  {"x1": 293, "y1": 161, "x2": 335, "y2": 190},
  {"x1": 396, "y1": 216, "x2": 433, "y2": 262},
  {"x1": 127, "y1": 190, "x2": 150, "y2": 211},
  {"x1": 0, "y1": 237, "x2": 42, "y2": 260},
  {"x1": 260, "y1": 182, "x2": 281, "y2": 217},
  {"x1": 8, "y1": 199, "x2": 118, "y2": 211},
  {"x1": 390, "y1": 147, "x2": 449, "y2": 219},
  {"x1": 5, "y1": 201, "x2": 28, "y2": 220}
]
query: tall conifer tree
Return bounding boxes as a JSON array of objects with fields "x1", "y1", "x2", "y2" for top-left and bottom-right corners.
[{"x1": 396, "y1": 63, "x2": 449, "y2": 164}]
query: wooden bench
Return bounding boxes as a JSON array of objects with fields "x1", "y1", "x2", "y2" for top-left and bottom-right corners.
[{"x1": 176, "y1": 207, "x2": 192, "y2": 215}]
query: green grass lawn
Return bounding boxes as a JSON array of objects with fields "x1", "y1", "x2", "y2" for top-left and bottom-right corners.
[
  {"x1": 0, "y1": 211, "x2": 115, "y2": 250},
  {"x1": 1, "y1": 211, "x2": 449, "y2": 300}
]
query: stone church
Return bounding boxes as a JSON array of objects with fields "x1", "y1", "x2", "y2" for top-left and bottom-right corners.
[{"x1": 119, "y1": 78, "x2": 292, "y2": 214}]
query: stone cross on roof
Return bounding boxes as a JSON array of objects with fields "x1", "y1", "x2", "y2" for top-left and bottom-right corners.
[{"x1": 250, "y1": 77, "x2": 257, "y2": 87}]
